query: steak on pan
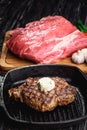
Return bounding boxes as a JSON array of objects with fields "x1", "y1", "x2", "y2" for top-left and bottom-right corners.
[{"x1": 8, "y1": 77, "x2": 77, "y2": 112}]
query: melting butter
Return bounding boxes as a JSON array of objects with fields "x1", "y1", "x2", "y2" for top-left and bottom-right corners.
[{"x1": 38, "y1": 77, "x2": 55, "y2": 92}]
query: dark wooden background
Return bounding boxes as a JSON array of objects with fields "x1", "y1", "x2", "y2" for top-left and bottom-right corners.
[{"x1": 0, "y1": 0, "x2": 87, "y2": 129}]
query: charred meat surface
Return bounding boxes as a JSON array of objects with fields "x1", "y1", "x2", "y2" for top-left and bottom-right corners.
[{"x1": 8, "y1": 77, "x2": 77, "y2": 112}]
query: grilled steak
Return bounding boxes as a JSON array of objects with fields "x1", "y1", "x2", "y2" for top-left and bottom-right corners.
[{"x1": 8, "y1": 77, "x2": 77, "y2": 112}]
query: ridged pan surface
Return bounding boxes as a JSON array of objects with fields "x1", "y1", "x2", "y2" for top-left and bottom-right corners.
[{"x1": 2, "y1": 64, "x2": 87, "y2": 126}]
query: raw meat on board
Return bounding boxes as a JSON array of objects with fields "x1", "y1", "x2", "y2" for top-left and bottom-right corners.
[{"x1": 6, "y1": 16, "x2": 87, "y2": 63}]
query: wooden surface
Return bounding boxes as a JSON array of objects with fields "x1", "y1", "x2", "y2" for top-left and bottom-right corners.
[{"x1": 0, "y1": 31, "x2": 87, "y2": 72}]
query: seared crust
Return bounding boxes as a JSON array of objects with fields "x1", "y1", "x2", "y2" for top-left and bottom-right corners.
[{"x1": 8, "y1": 77, "x2": 77, "y2": 112}]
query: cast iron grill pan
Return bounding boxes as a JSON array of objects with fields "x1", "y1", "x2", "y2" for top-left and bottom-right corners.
[
  {"x1": 6, "y1": 85, "x2": 85, "y2": 122},
  {"x1": 0, "y1": 64, "x2": 87, "y2": 127}
]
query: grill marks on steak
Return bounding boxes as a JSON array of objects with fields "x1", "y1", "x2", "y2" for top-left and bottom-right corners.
[{"x1": 8, "y1": 77, "x2": 77, "y2": 112}]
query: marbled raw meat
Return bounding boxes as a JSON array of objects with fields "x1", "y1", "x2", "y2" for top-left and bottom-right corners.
[{"x1": 6, "y1": 16, "x2": 87, "y2": 63}]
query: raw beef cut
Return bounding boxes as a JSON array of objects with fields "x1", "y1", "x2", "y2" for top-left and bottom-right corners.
[{"x1": 6, "y1": 15, "x2": 87, "y2": 63}]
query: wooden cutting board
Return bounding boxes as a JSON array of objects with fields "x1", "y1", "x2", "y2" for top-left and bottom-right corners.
[{"x1": 0, "y1": 31, "x2": 87, "y2": 72}]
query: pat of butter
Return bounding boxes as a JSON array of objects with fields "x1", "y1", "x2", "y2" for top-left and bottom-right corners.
[{"x1": 38, "y1": 77, "x2": 55, "y2": 92}]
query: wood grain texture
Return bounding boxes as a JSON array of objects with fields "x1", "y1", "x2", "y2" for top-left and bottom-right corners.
[{"x1": 0, "y1": 31, "x2": 87, "y2": 72}]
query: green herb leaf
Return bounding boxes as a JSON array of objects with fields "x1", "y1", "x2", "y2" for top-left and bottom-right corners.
[{"x1": 77, "y1": 20, "x2": 87, "y2": 32}]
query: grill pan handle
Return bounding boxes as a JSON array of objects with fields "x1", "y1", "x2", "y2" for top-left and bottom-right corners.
[
  {"x1": 0, "y1": 81, "x2": 12, "y2": 121},
  {"x1": 0, "y1": 81, "x2": 4, "y2": 108}
]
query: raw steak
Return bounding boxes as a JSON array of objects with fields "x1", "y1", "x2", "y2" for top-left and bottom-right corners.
[{"x1": 6, "y1": 15, "x2": 87, "y2": 63}]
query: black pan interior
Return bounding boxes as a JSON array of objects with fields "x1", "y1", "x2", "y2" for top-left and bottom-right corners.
[{"x1": 2, "y1": 64, "x2": 87, "y2": 124}]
